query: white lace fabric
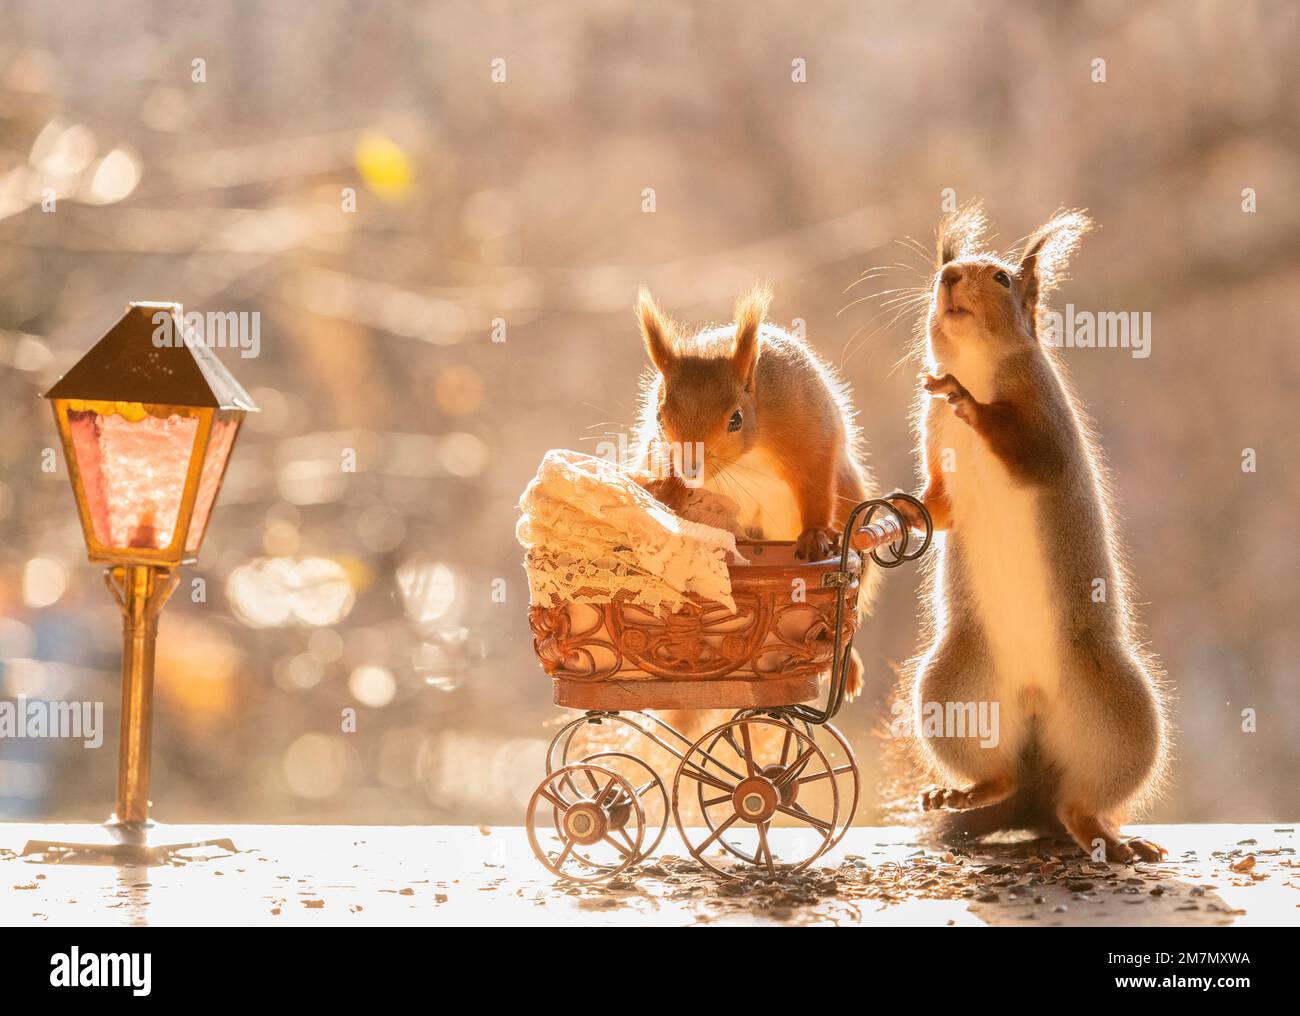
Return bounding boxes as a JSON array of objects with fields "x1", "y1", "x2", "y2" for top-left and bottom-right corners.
[{"x1": 517, "y1": 450, "x2": 747, "y2": 614}]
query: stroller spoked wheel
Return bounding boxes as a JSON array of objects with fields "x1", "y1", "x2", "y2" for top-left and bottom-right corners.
[
  {"x1": 700, "y1": 711, "x2": 860, "y2": 854},
  {"x1": 672, "y1": 716, "x2": 839, "y2": 879},
  {"x1": 562, "y1": 751, "x2": 668, "y2": 864},
  {"x1": 526, "y1": 763, "x2": 646, "y2": 883},
  {"x1": 694, "y1": 710, "x2": 806, "y2": 864},
  {"x1": 815, "y1": 721, "x2": 860, "y2": 850}
]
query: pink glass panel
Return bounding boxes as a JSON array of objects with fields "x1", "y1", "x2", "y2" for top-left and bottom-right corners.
[
  {"x1": 67, "y1": 408, "x2": 199, "y2": 551},
  {"x1": 185, "y1": 412, "x2": 240, "y2": 552}
]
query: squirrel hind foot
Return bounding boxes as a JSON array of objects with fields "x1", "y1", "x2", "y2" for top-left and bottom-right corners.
[
  {"x1": 1121, "y1": 836, "x2": 1167, "y2": 863},
  {"x1": 1058, "y1": 808, "x2": 1166, "y2": 864},
  {"x1": 843, "y1": 647, "x2": 864, "y2": 702},
  {"x1": 920, "y1": 776, "x2": 1016, "y2": 813}
]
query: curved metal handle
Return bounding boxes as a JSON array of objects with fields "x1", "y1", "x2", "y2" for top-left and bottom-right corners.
[
  {"x1": 861, "y1": 491, "x2": 933, "y2": 566},
  {"x1": 782, "y1": 492, "x2": 933, "y2": 726}
]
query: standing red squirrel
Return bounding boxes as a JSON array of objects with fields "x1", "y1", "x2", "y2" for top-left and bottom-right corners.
[
  {"x1": 899, "y1": 206, "x2": 1169, "y2": 862},
  {"x1": 632, "y1": 285, "x2": 879, "y2": 699}
]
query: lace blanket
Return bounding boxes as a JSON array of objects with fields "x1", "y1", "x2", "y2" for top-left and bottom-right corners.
[{"x1": 517, "y1": 450, "x2": 747, "y2": 614}]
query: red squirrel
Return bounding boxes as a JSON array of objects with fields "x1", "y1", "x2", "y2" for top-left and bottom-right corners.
[
  {"x1": 900, "y1": 207, "x2": 1169, "y2": 862},
  {"x1": 632, "y1": 285, "x2": 879, "y2": 699}
]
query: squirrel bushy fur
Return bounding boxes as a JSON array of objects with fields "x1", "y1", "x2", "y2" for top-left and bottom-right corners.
[
  {"x1": 631, "y1": 285, "x2": 880, "y2": 700},
  {"x1": 896, "y1": 206, "x2": 1169, "y2": 863}
]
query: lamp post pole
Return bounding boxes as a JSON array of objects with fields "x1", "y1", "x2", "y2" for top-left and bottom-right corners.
[
  {"x1": 22, "y1": 560, "x2": 234, "y2": 863},
  {"x1": 20, "y1": 561, "x2": 234, "y2": 862},
  {"x1": 105, "y1": 564, "x2": 178, "y2": 834}
]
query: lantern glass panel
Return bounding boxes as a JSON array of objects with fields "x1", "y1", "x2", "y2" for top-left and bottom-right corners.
[
  {"x1": 66, "y1": 402, "x2": 199, "y2": 551},
  {"x1": 185, "y1": 410, "x2": 241, "y2": 553}
]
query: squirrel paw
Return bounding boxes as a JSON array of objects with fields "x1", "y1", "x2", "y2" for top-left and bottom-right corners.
[
  {"x1": 920, "y1": 777, "x2": 1014, "y2": 812},
  {"x1": 894, "y1": 497, "x2": 929, "y2": 531},
  {"x1": 795, "y1": 526, "x2": 838, "y2": 561},
  {"x1": 644, "y1": 475, "x2": 691, "y2": 513},
  {"x1": 844, "y1": 647, "x2": 864, "y2": 702},
  {"x1": 920, "y1": 785, "x2": 978, "y2": 812},
  {"x1": 921, "y1": 372, "x2": 975, "y2": 424},
  {"x1": 1120, "y1": 836, "x2": 1168, "y2": 863},
  {"x1": 1061, "y1": 810, "x2": 1169, "y2": 864}
]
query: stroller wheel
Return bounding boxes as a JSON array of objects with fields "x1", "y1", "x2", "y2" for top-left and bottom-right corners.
[
  {"x1": 672, "y1": 716, "x2": 839, "y2": 879},
  {"x1": 526, "y1": 763, "x2": 645, "y2": 883},
  {"x1": 566, "y1": 751, "x2": 667, "y2": 863},
  {"x1": 696, "y1": 711, "x2": 859, "y2": 856}
]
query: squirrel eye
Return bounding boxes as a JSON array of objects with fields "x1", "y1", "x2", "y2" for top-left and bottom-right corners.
[
  {"x1": 728, "y1": 409, "x2": 743, "y2": 432},
  {"x1": 993, "y1": 270, "x2": 1011, "y2": 289}
]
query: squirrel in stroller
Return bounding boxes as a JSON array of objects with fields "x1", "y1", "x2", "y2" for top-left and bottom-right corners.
[{"x1": 631, "y1": 285, "x2": 881, "y2": 700}]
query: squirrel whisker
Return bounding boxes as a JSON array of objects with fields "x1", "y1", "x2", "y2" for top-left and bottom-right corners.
[{"x1": 840, "y1": 292, "x2": 931, "y2": 369}]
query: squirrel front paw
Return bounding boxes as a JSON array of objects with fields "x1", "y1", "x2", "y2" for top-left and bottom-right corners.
[
  {"x1": 921, "y1": 372, "x2": 975, "y2": 425},
  {"x1": 794, "y1": 525, "x2": 838, "y2": 561},
  {"x1": 894, "y1": 496, "x2": 929, "y2": 532},
  {"x1": 644, "y1": 474, "x2": 691, "y2": 513}
]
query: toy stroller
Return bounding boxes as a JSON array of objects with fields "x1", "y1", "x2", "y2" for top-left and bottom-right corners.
[{"x1": 525, "y1": 494, "x2": 932, "y2": 882}]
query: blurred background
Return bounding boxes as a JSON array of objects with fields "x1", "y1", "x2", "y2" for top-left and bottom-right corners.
[{"x1": 0, "y1": 0, "x2": 1295, "y2": 826}]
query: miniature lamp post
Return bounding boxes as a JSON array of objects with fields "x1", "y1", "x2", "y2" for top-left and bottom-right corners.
[{"x1": 23, "y1": 302, "x2": 258, "y2": 864}]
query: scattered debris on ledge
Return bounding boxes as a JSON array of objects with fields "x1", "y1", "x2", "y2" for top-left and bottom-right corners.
[{"x1": 2, "y1": 823, "x2": 1293, "y2": 927}]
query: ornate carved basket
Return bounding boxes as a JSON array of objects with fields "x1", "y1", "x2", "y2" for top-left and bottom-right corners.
[{"x1": 528, "y1": 542, "x2": 864, "y2": 710}]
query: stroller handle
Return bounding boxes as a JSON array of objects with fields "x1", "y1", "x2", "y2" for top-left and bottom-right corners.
[
  {"x1": 781, "y1": 492, "x2": 932, "y2": 726},
  {"x1": 850, "y1": 508, "x2": 909, "y2": 555}
]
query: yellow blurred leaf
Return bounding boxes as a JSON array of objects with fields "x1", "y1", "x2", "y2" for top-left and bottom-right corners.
[{"x1": 354, "y1": 131, "x2": 412, "y2": 201}]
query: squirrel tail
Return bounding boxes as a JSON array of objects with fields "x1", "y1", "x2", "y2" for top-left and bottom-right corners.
[
  {"x1": 878, "y1": 702, "x2": 1068, "y2": 843},
  {"x1": 926, "y1": 732, "x2": 1067, "y2": 844}
]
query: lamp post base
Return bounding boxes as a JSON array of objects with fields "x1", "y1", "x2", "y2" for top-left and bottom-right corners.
[
  {"x1": 17, "y1": 565, "x2": 236, "y2": 867},
  {"x1": 20, "y1": 817, "x2": 236, "y2": 866}
]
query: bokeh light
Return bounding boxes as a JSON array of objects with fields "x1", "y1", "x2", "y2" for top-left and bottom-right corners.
[
  {"x1": 227, "y1": 557, "x2": 356, "y2": 628},
  {"x1": 348, "y1": 664, "x2": 397, "y2": 707},
  {"x1": 21, "y1": 556, "x2": 68, "y2": 608},
  {"x1": 282, "y1": 733, "x2": 353, "y2": 800}
]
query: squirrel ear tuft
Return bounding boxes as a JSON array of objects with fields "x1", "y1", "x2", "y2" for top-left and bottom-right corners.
[
  {"x1": 1018, "y1": 209, "x2": 1093, "y2": 325},
  {"x1": 733, "y1": 283, "x2": 770, "y2": 389},
  {"x1": 937, "y1": 202, "x2": 988, "y2": 266},
  {"x1": 637, "y1": 288, "x2": 675, "y2": 373}
]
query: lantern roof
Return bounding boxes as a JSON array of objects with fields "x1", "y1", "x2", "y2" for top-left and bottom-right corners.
[{"x1": 43, "y1": 302, "x2": 259, "y2": 411}]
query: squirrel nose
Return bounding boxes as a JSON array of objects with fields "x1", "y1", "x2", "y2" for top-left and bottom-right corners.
[{"x1": 940, "y1": 266, "x2": 962, "y2": 288}]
